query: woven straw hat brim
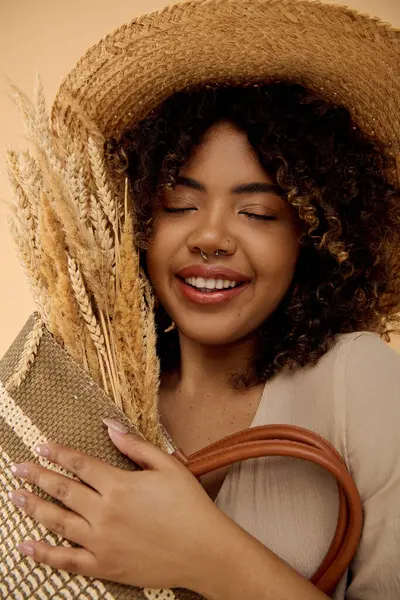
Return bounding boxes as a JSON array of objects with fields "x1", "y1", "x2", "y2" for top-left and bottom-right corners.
[{"x1": 52, "y1": 0, "x2": 400, "y2": 186}]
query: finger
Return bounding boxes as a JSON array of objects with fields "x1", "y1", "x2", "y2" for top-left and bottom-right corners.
[
  {"x1": 9, "y1": 489, "x2": 90, "y2": 546},
  {"x1": 17, "y1": 540, "x2": 97, "y2": 577},
  {"x1": 105, "y1": 419, "x2": 182, "y2": 472},
  {"x1": 34, "y1": 441, "x2": 118, "y2": 493},
  {"x1": 11, "y1": 462, "x2": 100, "y2": 519}
]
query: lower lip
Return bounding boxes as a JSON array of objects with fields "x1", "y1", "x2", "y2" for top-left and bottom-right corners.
[{"x1": 176, "y1": 278, "x2": 250, "y2": 305}]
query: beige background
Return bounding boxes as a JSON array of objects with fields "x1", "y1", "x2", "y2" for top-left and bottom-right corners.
[{"x1": 0, "y1": 0, "x2": 399, "y2": 357}]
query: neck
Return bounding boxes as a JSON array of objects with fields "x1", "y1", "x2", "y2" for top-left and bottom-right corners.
[{"x1": 164, "y1": 331, "x2": 258, "y2": 399}]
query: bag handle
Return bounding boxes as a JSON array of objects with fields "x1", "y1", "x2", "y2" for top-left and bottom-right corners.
[{"x1": 172, "y1": 425, "x2": 363, "y2": 597}]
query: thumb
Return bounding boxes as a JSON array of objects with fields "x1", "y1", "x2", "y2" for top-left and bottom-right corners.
[{"x1": 103, "y1": 418, "x2": 174, "y2": 471}]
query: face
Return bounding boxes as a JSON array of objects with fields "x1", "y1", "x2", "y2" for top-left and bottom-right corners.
[{"x1": 146, "y1": 120, "x2": 301, "y2": 346}]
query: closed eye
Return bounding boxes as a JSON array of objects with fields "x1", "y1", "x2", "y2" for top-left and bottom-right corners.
[
  {"x1": 163, "y1": 207, "x2": 277, "y2": 220},
  {"x1": 163, "y1": 207, "x2": 197, "y2": 213},
  {"x1": 240, "y1": 212, "x2": 277, "y2": 221}
]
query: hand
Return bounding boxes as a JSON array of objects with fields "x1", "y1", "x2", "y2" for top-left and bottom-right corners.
[{"x1": 8, "y1": 419, "x2": 231, "y2": 592}]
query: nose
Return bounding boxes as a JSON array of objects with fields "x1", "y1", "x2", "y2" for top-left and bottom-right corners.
[{"x1": 186, "y1": 209, "x2": 236, "y2": 257}]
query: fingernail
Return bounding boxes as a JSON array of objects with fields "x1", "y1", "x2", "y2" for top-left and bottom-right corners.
[
  {"x1": 35, "y1": 444, "x2": 49, "y2": 457},
  {"x1": 102, "y1": 418, "x2": 129, "y2": 435},
  {"x1": 9, "y1": 491, "x2": 26, "y2": 507},
  {"x1": 18, "y1": 542, "x2": 35, "y2": 557},
  {"x1": 11, "y1": 464, "x2": 29, "y2": 478}
]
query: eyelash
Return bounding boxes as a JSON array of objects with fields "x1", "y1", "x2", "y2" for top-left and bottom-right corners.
[
  {"x1": 163, "y1": 207, "x2": 277, "y2": 221},
  {"x1": 163, "y1": 207, "x2": 195, "y2": 214},
  {"x1": 241, "y1": 212, "x2": 277, "y2": 221}
]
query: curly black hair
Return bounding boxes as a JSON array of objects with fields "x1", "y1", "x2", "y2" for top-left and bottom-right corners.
[{"x1": 105, "y1": 82, "x2": 400, "y2": 387}]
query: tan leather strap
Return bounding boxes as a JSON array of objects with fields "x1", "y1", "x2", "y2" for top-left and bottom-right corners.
[{"x1": 172, "y1": 425, "x2": 363, "y2": 597}]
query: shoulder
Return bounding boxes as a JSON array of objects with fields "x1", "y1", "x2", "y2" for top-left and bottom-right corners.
[
  {"x1": 339, "y1": 330, "x2": 400, "y2": 377},
  {"x1": 334, "y1": 332, "x2": 400, "y2": 501},
  {"x1": 310, "y1": 330, "x2": 400, "y2": 394},
  {"x1": 336, "y1": 331, "x2": 400, "y2": 422},
  {"x1": 335, "y1": 334, "x2": 400, "y2": 597},
  {"x1": 279, "y1": 331, "x2": 398, "y2": 411},
  {"x1": 264, "y1": 331, "x2": 399, "y2": 454},
  {"x1": 321, "y1": 329, "x2": 397, "y2": 366},
  {"x1": 277, "y1": 331, "x2": 400, "y2": 462}
]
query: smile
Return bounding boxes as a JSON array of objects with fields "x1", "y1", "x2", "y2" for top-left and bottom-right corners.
[
  {"x1": 176, "y1": 276, "x2": 249, "y2": 305},
  {"x1": 184, "y1": 277, "x2": 241, "y2": 291},
  {"x1": 175, "y1": 264, "x2": 252, "y2": 305}
]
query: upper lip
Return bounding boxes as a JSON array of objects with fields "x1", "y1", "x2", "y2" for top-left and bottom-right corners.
[{"x1": 176, "y1": 265, "x2": 251, "y2": 282}]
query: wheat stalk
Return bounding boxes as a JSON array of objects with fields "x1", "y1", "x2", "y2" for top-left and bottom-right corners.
[
  {"x1": 89, "y1": 194, "x2": 116, "y2": 271},
  {"x1": 18, "y1": 150, "x2": 43, "y2": 217},
  {"x1": 88, "y1": 136, "x2": 117, "y2": 228},
  {"x1": 38, "y1": 192, "x2": 88, "y2": 364},
  {"x1": 66, "y1": 254, "x2": 107, "y2": 356},
  {"x1": 6, "y1": 80, "x2": 168, "y2": 448},
  {"x1": 64, "y1": 153, "x2": 90, "y2": 224},
  {"x1": 8, "y1": 217, "x2": 50, "y2": 326},
  {"x1": 5, "y1": 314, "x2": 44, "y2": 393},
  {"x1": 98, "y1": 310, "x2": 122, "y2": 409},
  {"x1": 34, "y1": 127, "x2": 121, "y2": 400},
  {"x1": 140, "y1": 277, "x2": 163, "y2": 447},
  {"x1": 36, "y1": 156, "x2": 113, "y2": 314},
  {"x1": 81, "y1": 327, "x2": 102, "y2": 387},
  {"x1": 6, "y1": 150, "x2": 42, "y2": 262},
  {"x1": 7, "y1": 79, "x2": 36, "y2": 139},
  {"x1": 112, "y1": 199, "x2": 148, "y2": 422},
  {"x1": 66, "y1": 254, "x2": 118, "y2": 397},
  {"x1": 34, "y1": 76, "x2": 63, "y2": 175},
  {"x1": 114, "y1": 211, "x2": 143, "y2": 355},
  {"x1": 53, "y1": 113, "x2": 96, "y2": 209}
]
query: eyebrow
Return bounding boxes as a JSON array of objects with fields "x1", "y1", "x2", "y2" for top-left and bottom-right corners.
[{"x1": 174, "y1": 176, "x2": 282, "y2": 196}]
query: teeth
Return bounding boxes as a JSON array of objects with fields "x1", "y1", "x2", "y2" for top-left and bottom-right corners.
[{"x1": 184, "y1": 277, "x2": 240, "y2": 290}]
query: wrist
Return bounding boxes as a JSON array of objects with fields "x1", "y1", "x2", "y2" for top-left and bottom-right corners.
[{"x1": 185, "y1": 512, "x2": 253, "y2": 600}]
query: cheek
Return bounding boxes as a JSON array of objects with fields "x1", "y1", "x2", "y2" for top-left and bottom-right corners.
[
  {"x1": 145, "y1": 240, "x2": 166, "y2": 291},
  {"x1": 251, "y1": 228, "x2": 300, "y2": 283},
  {"x1": 145, "y1": 222, "x2": 180, "y2": 291}
]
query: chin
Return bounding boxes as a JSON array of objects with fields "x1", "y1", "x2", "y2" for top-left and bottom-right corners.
[{"x1": 176, "y1": 320, "x2": 254, "y2": 347}]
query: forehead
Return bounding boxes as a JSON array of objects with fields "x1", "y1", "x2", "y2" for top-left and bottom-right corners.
[{"x1": 180, "y1": 121, "x2": 274, "y2": 186}]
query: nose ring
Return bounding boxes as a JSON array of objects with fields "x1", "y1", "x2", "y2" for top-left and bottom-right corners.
[
  {"x1": 215, "y1": 240, "x2": 232, "y2": 256},
  {"x1": 200, "y1": 241, "x2": 232, "y2": 261}
]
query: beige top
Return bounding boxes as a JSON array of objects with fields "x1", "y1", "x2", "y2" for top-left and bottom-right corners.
[{"x1": 215, "y1": 332, "x2": 400, "y2": 599}]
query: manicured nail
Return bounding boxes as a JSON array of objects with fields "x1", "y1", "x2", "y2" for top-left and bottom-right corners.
[
  {"x1": 9, "y1": 491, "x2": 26, "y2": 507},
  {"x1": 103, "y1": 418, "x2": 129, "y2": 435},
  {"x1": 11, "y1": 464, "x2": 29, "y2": 478},
  {"x1": 103, "y1": 419, "x2": 129, "y2": 434},
  {"x1": 18, "y1": 542, "x2": 35, "y2": 557},
  {"x1": 35, "y1": 444, "x2": 50, "y2": 457}
]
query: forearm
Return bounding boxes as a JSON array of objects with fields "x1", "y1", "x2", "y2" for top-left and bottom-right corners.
[{"x1": 190, "y1": 516, "x2": 329, "y2": 600}]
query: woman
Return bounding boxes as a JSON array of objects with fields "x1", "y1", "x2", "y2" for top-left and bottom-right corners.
[{"x1": 2, "y1": 1, "x2": 400, "y2": 599}]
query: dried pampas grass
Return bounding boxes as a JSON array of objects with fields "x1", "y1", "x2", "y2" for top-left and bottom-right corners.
[{"x1": 5, "y1": 77, "x2": 167, "y2": 450}]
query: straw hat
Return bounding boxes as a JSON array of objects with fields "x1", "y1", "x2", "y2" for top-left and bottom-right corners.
[{"x1": 51, "y1": 0, "x2": 400, "y2": 185}]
